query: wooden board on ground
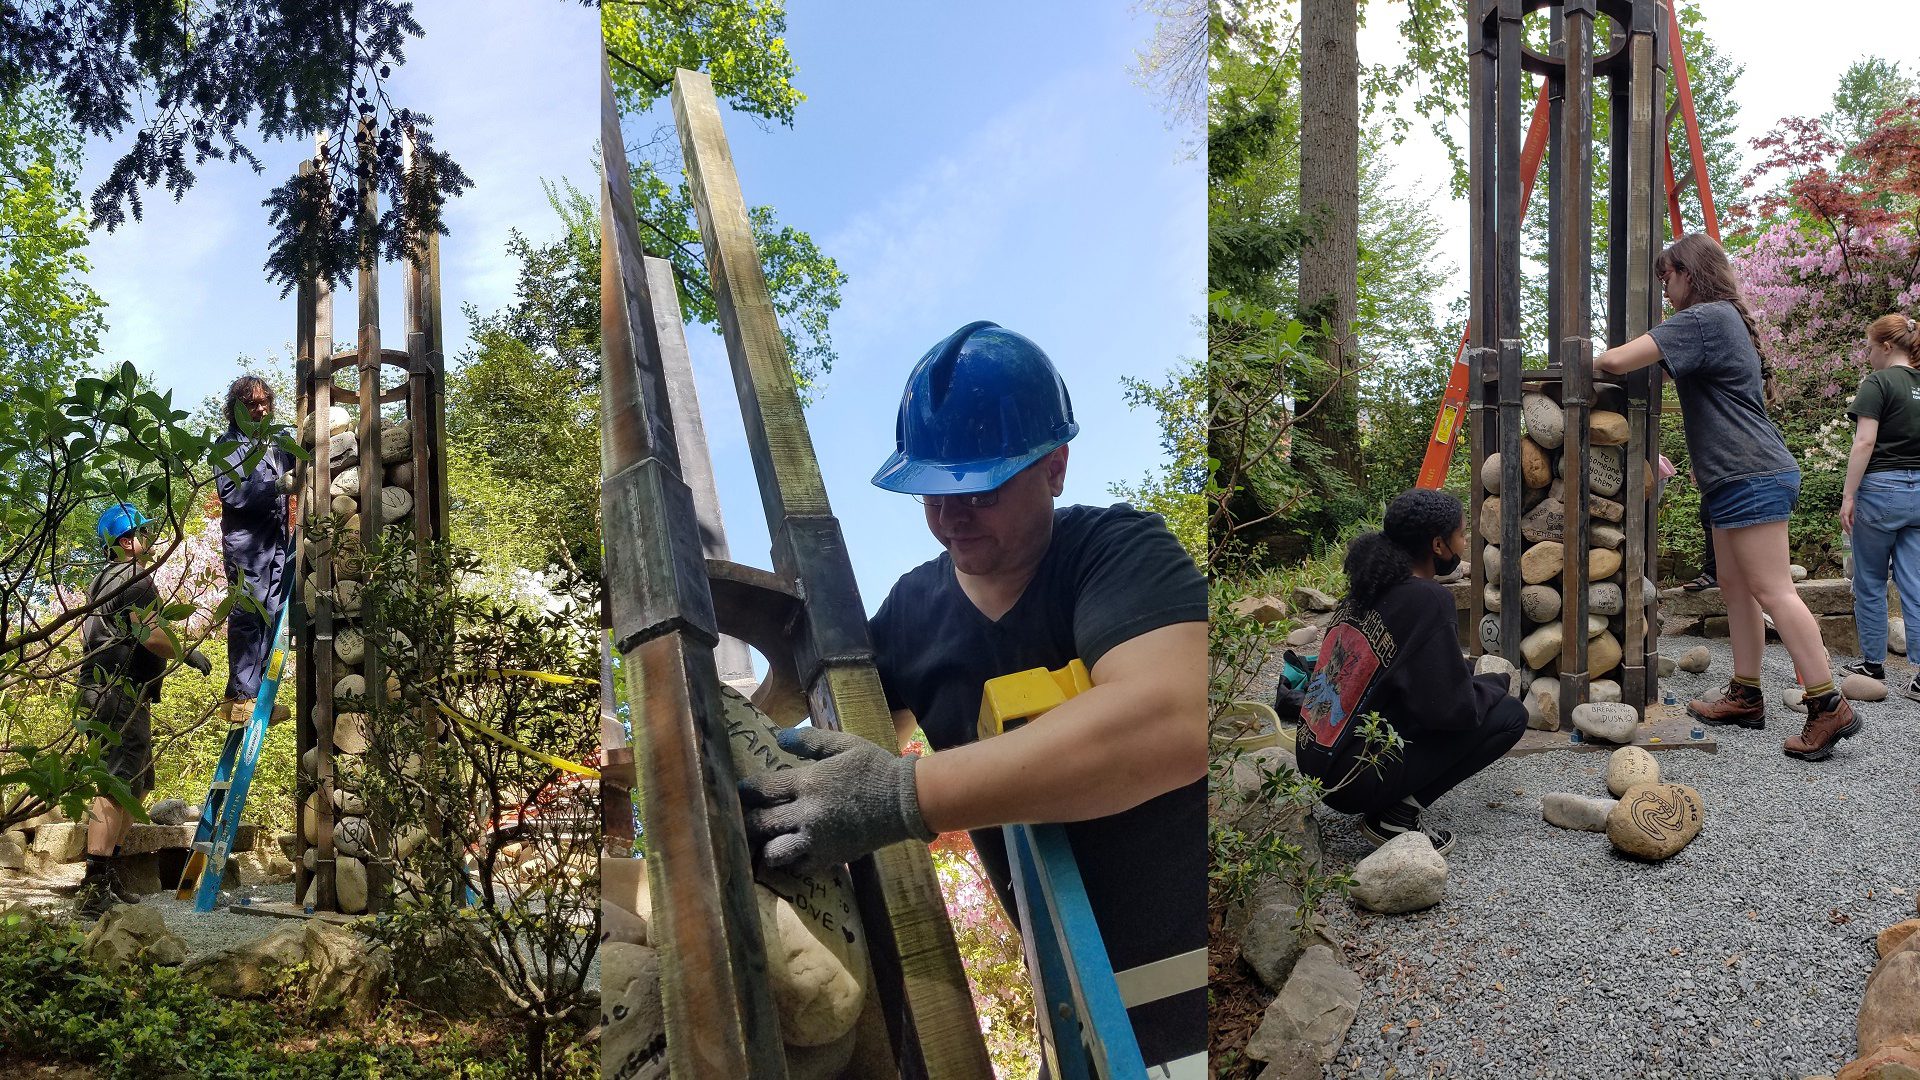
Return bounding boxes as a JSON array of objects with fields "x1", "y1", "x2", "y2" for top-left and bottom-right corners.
[
  {"x1": 226, "y1": 899, "x2": 354, "y2": 925},
  {"x1": 1507, "y1": 703, "x2": 1718, "y2": 757}
]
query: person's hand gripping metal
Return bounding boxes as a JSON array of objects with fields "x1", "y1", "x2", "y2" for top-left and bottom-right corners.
[{"x1": 738, "y1": 726, "x2": 936, "y2": 874}]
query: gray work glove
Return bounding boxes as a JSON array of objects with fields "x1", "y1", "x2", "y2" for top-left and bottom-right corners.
[
  {"x1": 739, "y1": 726, "x2": 936, "y2": 873},
  {"x1": 274, "y1": 468, "x2": 299, "y2": 494},
  {"x1": 183, "y1": 648, "x2": 213, "y2": 677}
]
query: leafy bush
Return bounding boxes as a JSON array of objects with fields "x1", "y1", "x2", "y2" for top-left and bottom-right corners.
[{"x1": 0, "y1": 911, "x2": 590, "y2": 1079}]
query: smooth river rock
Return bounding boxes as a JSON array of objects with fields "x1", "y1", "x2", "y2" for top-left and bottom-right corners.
[
  {"x1": 1543, "y1": 793, "x2": 1617, "y2": 832},
  {"x1": 1349, "y1": 831, "x2": 1447, "y2": 914},
  {"x1": 1478, "y1": 495, "x2": 1503, "y2": 540},
  {"x1": 1522, "y1": 542, "x2": 1565, "y2": 585},
  {"x1": 1521, "y1": 622, "x2": 1565, "y2": 670},
  {"x1": 1481, "y1": 452, "x2": 1504, "y2": 495},
  {"x1": 1521, "y1": 438, "x2": 1553, "y2": 488},
  {"x1": 1590, "y1": 410, "x2": 1629, "y2": 445}
]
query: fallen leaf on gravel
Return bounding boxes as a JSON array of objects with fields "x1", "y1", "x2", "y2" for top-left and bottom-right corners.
[
  {"x1": 1831, "y1": 909, "x2": 1853, "y2": 925},
  {"x1": 1407, "y1": 1019, "x2": 1422, "y2": 1029},
  {"x1": 1494, "y1": 982, "x2": 1505, "y2": 992},
  {"x1": 1725, "y1": 953, "x2": 1740, "y2": 967}
]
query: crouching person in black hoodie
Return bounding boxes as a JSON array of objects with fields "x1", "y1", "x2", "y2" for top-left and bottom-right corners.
[{"x1": 1297, "y1": 489, "x2": 1526, "y2": 855}]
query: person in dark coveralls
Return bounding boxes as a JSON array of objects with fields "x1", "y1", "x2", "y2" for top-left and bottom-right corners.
[
  {"x1": 215, "y1": 376, "x2": 297, "y2": 727},
  {"x1": 738, "y1": 322, "x2": 1208, "y2": 1075},
  {"x1": 75, "y1": 503, "x2": 212, "y2": 917},
  {"x1": 1298, "y1": 489, "x2": 1527, "y2": 855}
]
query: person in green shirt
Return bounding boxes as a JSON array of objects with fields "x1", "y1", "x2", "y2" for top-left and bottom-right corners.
[{"x1": 1839, "y1": 313, "x2": 1920, "y2": 699}]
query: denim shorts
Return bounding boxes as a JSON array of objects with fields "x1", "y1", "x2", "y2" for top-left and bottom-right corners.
[{"x1": 1704, "y1": 469, "x2": 1800, "y2": 530}]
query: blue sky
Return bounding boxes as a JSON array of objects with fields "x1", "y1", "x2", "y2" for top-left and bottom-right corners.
[
  {"x1": 76, "y1": 0, "x2": 599, "y2": 413},
  {"x1": 625, "y1": 3, "x2": 1205, "y2": 613},
  {"x1": 68, "y1": 2, "x2": 1202, "y2": 622}
]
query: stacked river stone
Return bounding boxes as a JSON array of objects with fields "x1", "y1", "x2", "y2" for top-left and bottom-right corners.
[
  {"x1": 1476, "y1": 391, "x2": 1653, "y2": 730},
  {"x1": 296, "y1": 410, "x2": 417, "y2": 914}
]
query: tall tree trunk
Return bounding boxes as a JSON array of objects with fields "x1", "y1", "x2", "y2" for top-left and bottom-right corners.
[{"x1": 1295, "y1": 0, "x2": 1361, "y2": 486}]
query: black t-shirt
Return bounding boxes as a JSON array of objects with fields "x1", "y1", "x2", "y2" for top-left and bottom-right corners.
[
  {"x1": 1848, "y1": 366, "x2": 1920, "y2": 473},
  {"x1": 870, "y1": 503, "x2": 1206, "y2": 1064},
  {"x1": 80, "y1": 560, "x2": 166, "y2": 704}
]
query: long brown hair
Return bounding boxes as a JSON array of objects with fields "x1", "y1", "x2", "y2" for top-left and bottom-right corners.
[
  {"x1": 1868, "y1": 313, "x2": 1920, "y2": 364},
  {"x1": 1655, "y1": 232, "x2": 1783, "y2": 409}
]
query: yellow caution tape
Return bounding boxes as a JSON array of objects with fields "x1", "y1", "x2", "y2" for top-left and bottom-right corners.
[
  {"x1": 432, "y1": 699, "x2": 601, "y2": 779},
  {"x1": 435, "y1": 667, "x2": 595, "y2": 687}
]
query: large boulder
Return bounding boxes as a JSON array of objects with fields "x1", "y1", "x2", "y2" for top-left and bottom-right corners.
[
  {"x1": 1349, "y1": 831, "x2": 1447, "y2": 913},
  {"x1": 1606, "y1": 783, "x2": 1705, "y2": 861},
  {"x1": 0, "y1": 830, "x2": 24, "y2": 870},
  {"x1": 83, "y1": 904, "x2": 187, "y2": 967},
  {"x1": 1861, "y1": 934, "x2": 1920, "y2": 1057},
  {"x1": 185, "y1": 922, "x2": 391, "y2": 1020},
  {"x1": 1606, "y1": 745, "x2": 1661, "y2": 797},
  {"x1": 1292, "y1": 586, "x2": 1337, "y2": 613},
  {"x1": 1238, "y1": 877, "x2": 1334, "y2": 992},
  {"x1": 32, "y1": 821, "x2": 87, "y2": 863},
  {"x1": 1245, "y1": 944, "x2": 1364, "y2": 1068},
  {"x1": 1839, "y1": 1034, "x2": 1920, "y2": 1080}
]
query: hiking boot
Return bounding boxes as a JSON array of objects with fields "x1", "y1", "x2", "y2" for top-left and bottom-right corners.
[
  {"x1": 74, "y1": 862, "x2": 134, "y2": 919},
  {"x1": 1360, "y1": 813, "x2": 1456, "y2": 856},
  {"x1": 1784, "y1": 693, "x2": 1862, "y2": 762},
  {"x1": 1688, "y1": 680, "x2": 1767, "y2": 730},
  {"x1": 1842, "y1": 658, "x2": 1886, "y2": 680}
]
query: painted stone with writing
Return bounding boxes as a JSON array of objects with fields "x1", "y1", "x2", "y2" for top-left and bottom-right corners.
[
  {"x1": 1559, "y1": 443, "x2": 1625, "y2": 497},
  {"x1": 1521, "y1": 497, "x2": 1565, "y2": 543},
  {"x1": 1479, "y1": 613, "x2": 1501, "y2": 654},
  {"x1": 1572, "y1": 701, "x2": 1639, "y2": 744},
  {"x1": 1589, "y1": 582, "x2": 1624, "y2": 616},
  {"x1": 1589, "y1": 493, "x2": 1625, "y2": 522},
  {"x1": 1606, "y1": 783, "x2": 1705, "y2": 860},
  {"x1": 1523, "y1": 393, "x2": 1565, "y2": 449},
  {"x1": 1520, "y1": 584, "x2": 1561, "y2": 622}
]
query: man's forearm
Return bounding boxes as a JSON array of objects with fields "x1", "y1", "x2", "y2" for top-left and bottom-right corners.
[{"x1": 912, "y1": 680, "x2": 1205, "y2": 834}]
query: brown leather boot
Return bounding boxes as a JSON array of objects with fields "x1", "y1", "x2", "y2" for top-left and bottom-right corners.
[
  {"x1": 1783, "y1": 693, "x2": 1862, "y2": 761},
  {"x1": 1688, "y1": 679, "x2": 1766, "y2": 730}
]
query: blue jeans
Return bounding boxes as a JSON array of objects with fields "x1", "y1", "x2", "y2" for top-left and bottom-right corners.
[
  {"x1": 1704, "y1": 470, "x2": 1800, "y2": 530},
  {"x1": 1852, "y1": 469, "x2": 1920, "y2": 661}
]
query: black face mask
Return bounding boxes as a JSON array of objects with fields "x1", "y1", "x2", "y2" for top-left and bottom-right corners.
[{"x1": 1433, "y1": 538, "x2": 1462, "y2": 578}]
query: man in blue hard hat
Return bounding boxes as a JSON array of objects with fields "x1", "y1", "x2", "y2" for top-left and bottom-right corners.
[
  {"x1": 215, "y1": 375, "x2": 297, "y2": 729},
  {"x1": 75, "y1": 502, "x2": 212, "y2": 917},
  {"x1": 740, "y1": 322, "x2": 1207, "y2": 1073}
]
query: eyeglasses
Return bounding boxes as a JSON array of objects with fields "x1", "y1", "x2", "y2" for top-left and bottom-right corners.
[
  {"x1": 1658, "y1": 268, "x2": 1681, "y2": 285},
  {"x1": 911, "y1": 490, "x2": 1001, "y2": 509}
]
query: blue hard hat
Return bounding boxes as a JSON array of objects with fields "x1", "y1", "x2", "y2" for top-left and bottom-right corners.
[
  {"x1": 96, "y1": 502, "x2": 152, "y2": 546},
  {"x1": 871, "y1": 321, "x2": 1079, "y2": 495}
]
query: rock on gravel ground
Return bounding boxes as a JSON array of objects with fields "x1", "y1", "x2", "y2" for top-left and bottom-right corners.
[{"x1": 1242, "y1": 634, "x2": 1916, "y2": 1078}]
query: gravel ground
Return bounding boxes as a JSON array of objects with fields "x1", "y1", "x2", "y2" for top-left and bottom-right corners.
[{"x1": 1255, "y1": 633, "x2": 1920, "y2": 1080}]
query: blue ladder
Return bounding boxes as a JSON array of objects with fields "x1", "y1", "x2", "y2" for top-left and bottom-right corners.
[{"x1": 176, "y1": 594, "x2": 292, "y2": 912}]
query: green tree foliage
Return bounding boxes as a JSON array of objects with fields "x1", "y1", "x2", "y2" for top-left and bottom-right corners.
[
  {"x1": 1209, "y1": 4, "x2": 1458, "y2": 556},
  {"x1": 0, "y1": 1, "x2": 493, "y2": 291},
  {"x1": 445, "y1": 184, "x2": 601, "y2": 584},
  {"x1": 1110, "y1": 354, "x2": 1204, "y2": 561},
  {"x1": 603, "y1": 0, "x2": 847, "y2": 393},
  {"x1": 0, "y1": 84, "x2": 105, "y2": 386},
  {"x1": 1825, "y1": 56, "x2": 1920, "y2": 161}
]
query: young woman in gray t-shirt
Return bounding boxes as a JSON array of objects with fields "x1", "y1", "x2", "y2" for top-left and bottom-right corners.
[{"x1": 1594, "y1": 232, "x2": 1859, "y2": 763}]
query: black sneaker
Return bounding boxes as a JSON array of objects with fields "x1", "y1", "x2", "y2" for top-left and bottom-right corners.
[
  {"x1": 1842, "y1": 658, "x2": 1886, "y2": 680},
  {"x1": 1360, "y1": 814, "x2": 1456, "y2": 856},
  {"x1": 1904, "y1": 676, "x2": 1920, "y2": 703}
]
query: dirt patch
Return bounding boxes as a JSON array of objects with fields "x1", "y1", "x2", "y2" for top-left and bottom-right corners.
[{"x1": 1206, "y1": 908, "x2": 1271, "y2": 1080}]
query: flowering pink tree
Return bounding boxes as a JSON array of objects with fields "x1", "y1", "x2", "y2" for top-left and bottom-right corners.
[{"x1": 1733, "y1": 98, "x2": 1920, "y2": 403}]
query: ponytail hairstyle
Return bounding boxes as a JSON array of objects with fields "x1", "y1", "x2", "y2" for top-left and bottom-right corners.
[
  {"x1": 1654, "y1": 232, "x2": 1783, "y2": 410},
  {"x1": 1867, "y1": 312, "x2": 1920, "y2": 365},
  {"x1": 1343, "y1": 489, "x2": 1464, "y2": 611}
]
